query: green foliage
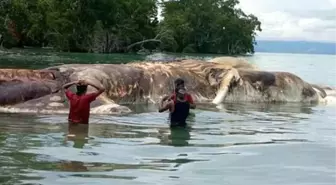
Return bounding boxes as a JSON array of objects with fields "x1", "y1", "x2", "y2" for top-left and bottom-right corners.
[
  {"x1": 159, "y1": 0, "x2": 262, "y2": 55},
  {"x1": 0, "y1": 0, "x2": 261, "y2": 55}
]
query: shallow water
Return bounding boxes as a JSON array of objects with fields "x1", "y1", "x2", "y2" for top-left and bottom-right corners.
[{"x1": 0, "y1": 51, "x2": 335, "y2": 185}]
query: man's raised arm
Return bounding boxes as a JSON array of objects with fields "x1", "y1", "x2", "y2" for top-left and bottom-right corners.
[{"x1": 84, "y1": 80, "x2": 105, "y2": 95}]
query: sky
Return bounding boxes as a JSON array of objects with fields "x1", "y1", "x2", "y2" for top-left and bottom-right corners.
[{"x1": 238, "y1": 0, "x2": 336, "y2": 43}]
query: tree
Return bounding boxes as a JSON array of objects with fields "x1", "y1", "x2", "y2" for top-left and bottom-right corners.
[
  {"x1": 0, "y1": 0, "x2": 262, "y2": 55},
  {"x1": 158, "y1": 0, "x2": 262, "y2": 55}
]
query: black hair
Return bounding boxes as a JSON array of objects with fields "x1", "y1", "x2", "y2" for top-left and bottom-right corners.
[
  {"x1": 174, "y1": 78, "x2": 185, "y2": 93},
  {"x1": 174, "y1": 78, "x2": 185, "y2": 86},
  {"x1": 76, "y1": 85, "x2": 88, "y2": 95}
]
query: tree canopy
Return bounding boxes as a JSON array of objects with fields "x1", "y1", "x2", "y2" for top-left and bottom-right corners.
[{"x1": 0, "y1": 0, "x2": 262, "y2": 55}]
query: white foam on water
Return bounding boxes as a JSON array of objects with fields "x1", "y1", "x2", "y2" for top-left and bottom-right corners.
[
  {"x1": 320, "y1": 96, "x2": 336, "y2": 106},
  {"x1": 90, "y1": 104, "x2": 132, "y2": 115},
  {"x1": 325, "y1": 89, "x2": 336, "y2": 97},
  {"x1": 0, "y1": 107, "x2": 68, "y2": 114},
  {"x1": 315, "y1": 88, "x2": 336, "y2": 106},
  {"x1": 0, "y1": 103, "x2": 132, "y2": 115}
]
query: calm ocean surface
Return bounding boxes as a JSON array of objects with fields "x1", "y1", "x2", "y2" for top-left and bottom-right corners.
[{"x1": 0, "y1": 50, "x2": 335, "y2": 185}]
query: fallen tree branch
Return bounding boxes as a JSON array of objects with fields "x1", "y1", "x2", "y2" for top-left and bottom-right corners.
[{"x1": 126, "y1": 39, "x2": 162, "y2": 51}]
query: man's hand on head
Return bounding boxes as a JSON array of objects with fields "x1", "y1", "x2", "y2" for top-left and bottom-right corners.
[{"x1": 77, "y1": 80, "x2": 87, "y2": 85}]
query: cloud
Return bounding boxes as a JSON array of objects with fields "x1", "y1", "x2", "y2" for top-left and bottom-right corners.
[{"x1": 238, "y1": 0, "x2": 336, "y2": 42}]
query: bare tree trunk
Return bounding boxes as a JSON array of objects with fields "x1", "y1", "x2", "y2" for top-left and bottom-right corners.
[
  {"x1": 0, "y1": 34, "x2": 3, "y2": 48},
  {"x1": 105, "y1": 32, "x2": 109, "y2": 53},
  {"x1": 126, "y1": 39, "x2": 162, "y2": 51}
]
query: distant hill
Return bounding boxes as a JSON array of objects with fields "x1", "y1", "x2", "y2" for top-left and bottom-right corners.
[{"x1": 254, "y1": 40, "x2": 336, "y2": 55}]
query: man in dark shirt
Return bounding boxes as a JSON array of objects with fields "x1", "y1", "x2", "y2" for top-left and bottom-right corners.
[
  {"x1": 159, "y1": 87, "x2": 190, "y2": 128},
  {"x1": 164, "y1": 78, "x2": 196, "y2": 109}
]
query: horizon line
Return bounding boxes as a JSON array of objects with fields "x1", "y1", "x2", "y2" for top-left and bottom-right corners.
[{"x1": 255, "y1": 39, "x2": 336, "y2": 44}]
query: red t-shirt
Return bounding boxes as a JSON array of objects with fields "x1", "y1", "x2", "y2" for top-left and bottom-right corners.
[
  {"x1": 65, "y1": 90, "x2": 99, "y2": 124},
  {"x1": 171, "y1": 92, "x2": 194, "y2": 104}
]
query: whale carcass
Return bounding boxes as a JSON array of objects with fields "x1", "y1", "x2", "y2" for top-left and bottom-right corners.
[{"x1": 0, "y1": 57, "x2": 334, "y2": 115}]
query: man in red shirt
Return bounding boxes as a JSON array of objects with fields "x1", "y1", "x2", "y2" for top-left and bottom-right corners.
[{"x1": 62, "y1": 80, "x2": 105, "y2": 124}]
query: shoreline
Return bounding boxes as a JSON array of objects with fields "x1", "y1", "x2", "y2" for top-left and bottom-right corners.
[{"x1": 1, "y1": 47, "x2": 335, "y2": 57}]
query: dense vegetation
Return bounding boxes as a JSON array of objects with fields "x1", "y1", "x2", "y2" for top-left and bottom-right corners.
[{"x1": 0, "y1": 0, "x2": 262, "y2": 55}]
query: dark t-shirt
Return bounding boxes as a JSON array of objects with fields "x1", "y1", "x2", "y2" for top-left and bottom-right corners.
[{"x1": 170, "y1": 100, "x2": 190, "y2": 128}]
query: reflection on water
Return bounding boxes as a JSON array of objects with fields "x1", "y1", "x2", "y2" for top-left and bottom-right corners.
[
  {"x1": 0, "y1": 102, "x2": 335, "y2": 185},
  {"x1": 66, "y1": 123, "x2": 89, "y2": 149},
  {"x1": 169, "y1": 127, "x2": 191, "y2": 147}
]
